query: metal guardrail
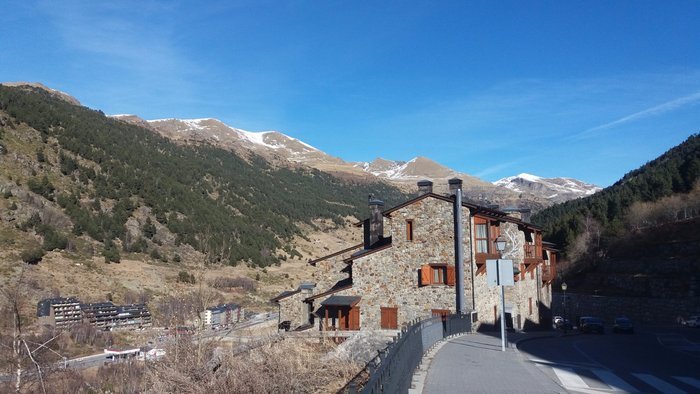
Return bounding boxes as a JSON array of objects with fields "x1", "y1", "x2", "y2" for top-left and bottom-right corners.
[{"x1": 358, "y1": 313, "x2": 472, "y2": 394}]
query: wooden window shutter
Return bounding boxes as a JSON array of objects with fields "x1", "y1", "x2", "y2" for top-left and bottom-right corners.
[
  {"x1": 420, "y1": 265, "x2": 431, "y2": 286},
  {"x1": 447, "y1": 266, "x2": 456, "y2": 286},
  {"x1": 490, "y1": 221, "x2": 500, "y2": 240},
  {"x1": 381, "y1": 307, "x2": 398, "y2": 329}
]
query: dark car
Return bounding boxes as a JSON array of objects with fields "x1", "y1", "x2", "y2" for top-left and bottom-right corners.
[
  {"x1": 278, "y1": 320, "x2": 291, "y2": 331},
  {"x1": 613, "y1": 317, "x2": 634, "y2": 334},
  {"x1": 580, "y1": 317, "x2": 604, "y2": 334}
]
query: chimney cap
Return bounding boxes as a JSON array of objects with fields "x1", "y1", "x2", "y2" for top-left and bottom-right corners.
[
  {"x1": 448, "y1": 178, "x2": 463, "y2": 186},
  {"x1": 417, "y1": 180, "x2": 433, "y2": 187},
  {"x1": 369, "y1": 199, "x2": 385, "y2": 207}
]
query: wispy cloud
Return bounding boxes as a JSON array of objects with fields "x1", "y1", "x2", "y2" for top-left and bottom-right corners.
[
  {"x1": 36, "y1": 0, "x2": 200, "y2": 113},
  {"x1": 473, "y1": 160, "x2": 522, "y2": 179},
  {"x1": 572, "y1": 91, "x2": 700, "y2": 140}
]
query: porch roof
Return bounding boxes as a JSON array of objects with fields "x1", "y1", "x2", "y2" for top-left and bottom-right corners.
[{"x1": 320, "y1": 295, "x2": 361, "y2": 307}]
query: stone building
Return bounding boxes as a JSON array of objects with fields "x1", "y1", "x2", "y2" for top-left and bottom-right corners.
[{"x1": 273, "y1": 180, "x2": 557, "y2": 332}]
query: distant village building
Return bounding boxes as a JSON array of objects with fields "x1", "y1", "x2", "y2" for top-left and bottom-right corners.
[
  {"x1": 200, "y1": 303, "x2": 243, "y2": 327},
  {"x1": 38, "y1": 298, "x2": 152, "y2": 330},
  {"x1": 273, "y1": 180, "x2": 558, "y2": 332},
  {"x1": 37, "y1": 297, "x2": 82, "y2": 328}
]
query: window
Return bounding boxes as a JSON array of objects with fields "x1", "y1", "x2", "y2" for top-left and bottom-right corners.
[
  {"x1": 381, "y1": 307, "x2": 398, "y2": 329},
  {"x1": 406, "y1": 220, "x2": 414, "y2": 241},
  {"x1": 474, "y1": 216, "x2": 501, "y2": 264},
  {"x1": 433, "y1": 265, "x2": 445, "y2": 283},
  {"x1": 420, "y1": 264, "x2": 455, "y2": 286},
  {"x1": 475, "y1": 222, "x2": 489, "y2": 253},
  {"x1": 528, "y1": 298, "x2": 533, "y2": 315}
]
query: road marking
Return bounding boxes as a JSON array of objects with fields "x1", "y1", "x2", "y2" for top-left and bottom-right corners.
[
  {"x1": 529, "y1": 358, "x2": 602, "y2": 369},
  {"x1": 633, "y1": 373, "x2": 686, "y2": 394},
  {"x1": 591, "y1": 369, "x2": 637, "y2": 392},
  {"x1": 674, "y1": 376, "x2": 700, "y2": 390},
  {"x1": 552, "y1": 366, "x2": 588, "y2": 389}
]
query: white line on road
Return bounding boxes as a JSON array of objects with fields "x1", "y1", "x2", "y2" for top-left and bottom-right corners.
[
  {"x1": 633, "y1": 373, "x2": 686, "y2": 394},
  {"x1": 552, "y1": 366, "x2": 588, "y2": 389},
  {"x1": 591, "y1": 369, "x2": 637, "y2": 392}
]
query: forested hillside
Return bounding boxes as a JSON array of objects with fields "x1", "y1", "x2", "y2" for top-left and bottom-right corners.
[
  {"x1": 533, "y1": 133, "x2": 700, "y2": 256},
  {"x1": 0, "y1": 85, "x2": 408, "y2": 267}
]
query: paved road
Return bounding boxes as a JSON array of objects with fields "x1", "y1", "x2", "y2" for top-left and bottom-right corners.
[{"x1": 518, "y1": 325, "x2": 700, "y2": 393}]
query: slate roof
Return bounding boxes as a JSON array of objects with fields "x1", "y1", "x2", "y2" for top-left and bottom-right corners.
[{"x1": 320, "y1": 295, "x2": 361, "y2": 307}]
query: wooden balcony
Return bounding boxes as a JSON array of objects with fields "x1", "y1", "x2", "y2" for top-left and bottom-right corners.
[
  {"x1": 524, "y1": 244, "x2": 544, "y2": 266},
  {"x1": 475, "y1": 252, "x2": 501, "y2": 275},
  {"x1": 475, "y1": 252, "x2": 501, "y2": 264}
]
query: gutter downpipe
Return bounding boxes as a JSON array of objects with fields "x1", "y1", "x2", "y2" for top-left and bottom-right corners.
[
  {"x1": 449, "y1": 178, "x2": 465, "y2": 314},
  {"x1": 468, "y1": 209, "x2": 476, "y2": 312}
]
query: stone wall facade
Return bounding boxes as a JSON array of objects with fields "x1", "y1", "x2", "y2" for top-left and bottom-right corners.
[
  {"x1": 469, "y1": 221, "x2": 549, "y2": 330},
  {"x1": 277, "y1": 193, "x2": 553, "y2": 332},
  {"x1": 277, "y1": 291, "x2": 305, "y2": 328},
  {"x1": 349, "y1": 197, "x2": 473, "y2": 330}
]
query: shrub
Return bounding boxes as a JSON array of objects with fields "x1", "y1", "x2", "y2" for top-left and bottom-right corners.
[
  {"x1": 40, "y1": 225, "x2": 68, "y2": 251},
  {"x1": 177, "y1": 271, "x2": 195, "y2": 284},
  {"x1": 103, "y1": 238, "x2": 121, "y2": 263},
  {"x1": 21, "y1": 248, "x2": 45, "y2": 264},
  {"x1": 142, "y1": 217, "x2": 157, "y2": 239}
]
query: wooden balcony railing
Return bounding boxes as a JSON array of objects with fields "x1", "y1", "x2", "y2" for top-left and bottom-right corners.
[{"x1": 524, "y1": 244, "x2": 537, "y2": 259}]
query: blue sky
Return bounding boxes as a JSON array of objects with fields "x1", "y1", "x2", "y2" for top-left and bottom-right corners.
[{"x1": 2, "y1": 1, "x2": 700, "y2": 187}]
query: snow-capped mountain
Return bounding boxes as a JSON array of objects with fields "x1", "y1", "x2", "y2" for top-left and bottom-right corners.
[
  {"x1": 110, "y1": 115, "x2": 594, "y2": 210},
  {"x1": 119, "y1": 117, "x2": 347, "y2": 168},
  {"x1": 494, "y1": 173, "x2": 601, "y2": 203},
  {"x1": 354, "y1": 157, "x2": 490, "y2": 187}
]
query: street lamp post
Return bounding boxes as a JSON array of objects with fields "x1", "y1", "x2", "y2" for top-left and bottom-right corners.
[
  {"x1": 561, "y1": 282, "x2": 568, "y2": 333},
  {"x1": 495, "y1": 235, "x2": 507, "y2": 351}
]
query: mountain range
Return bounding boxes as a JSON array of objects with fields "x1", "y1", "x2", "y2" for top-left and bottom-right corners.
[
  {"x1": 1, "y1": 82, "x2": 601, "y2": 209},
  {"x1": 111, "y1": 115, "x2": 600, "y2": 209}
]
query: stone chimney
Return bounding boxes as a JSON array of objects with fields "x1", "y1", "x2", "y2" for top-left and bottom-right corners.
[
  {"x1": 417, "y1": 180, "x2": 433, "y2": 195},
  {"x1": 364, "y1": 198, "x2": 385, "y2": 249}
]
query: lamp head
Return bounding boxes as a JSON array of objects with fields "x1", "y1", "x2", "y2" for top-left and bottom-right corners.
[
  {"x1": 495, "y1": 235, "x2": 507, "y2": 253},
  {"x1": 561, "y1": 282, "x2": 568, "y2": 291}
]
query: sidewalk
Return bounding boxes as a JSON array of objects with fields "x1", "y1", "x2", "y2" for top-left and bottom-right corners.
[{"x1": 411, "y1": 331, "x2": 566, "y2": 394}]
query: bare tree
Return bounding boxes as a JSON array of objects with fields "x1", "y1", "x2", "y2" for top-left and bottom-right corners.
[{"x1": 0, "y1": 268, "x2": 61, "y2": 393}]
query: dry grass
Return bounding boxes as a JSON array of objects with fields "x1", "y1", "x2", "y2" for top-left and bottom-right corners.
[{"x1": 5, "y1": 335, "x2": 364, "y2": 394}]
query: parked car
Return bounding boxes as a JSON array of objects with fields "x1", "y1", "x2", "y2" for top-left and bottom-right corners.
[
  {"x1": 278, "y1": 320, "x2": 291, "y2": 331},
  {"x1": 554, "y1": 316, "x2": 572, "y2": 331},
  {"x1": 613, "y1": 317, "x2": 634, "y2": 334},
  {"x1": 684, "y1": 316, "x2": 700, "y2": 328},
  {"x1": 580, "y1": 317, "x2": 604, "y2": 334}
]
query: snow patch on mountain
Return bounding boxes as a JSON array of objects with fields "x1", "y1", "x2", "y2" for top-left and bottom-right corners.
[{"x1": 494, "y1": 173, "x2": 601, "y2": 202}]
